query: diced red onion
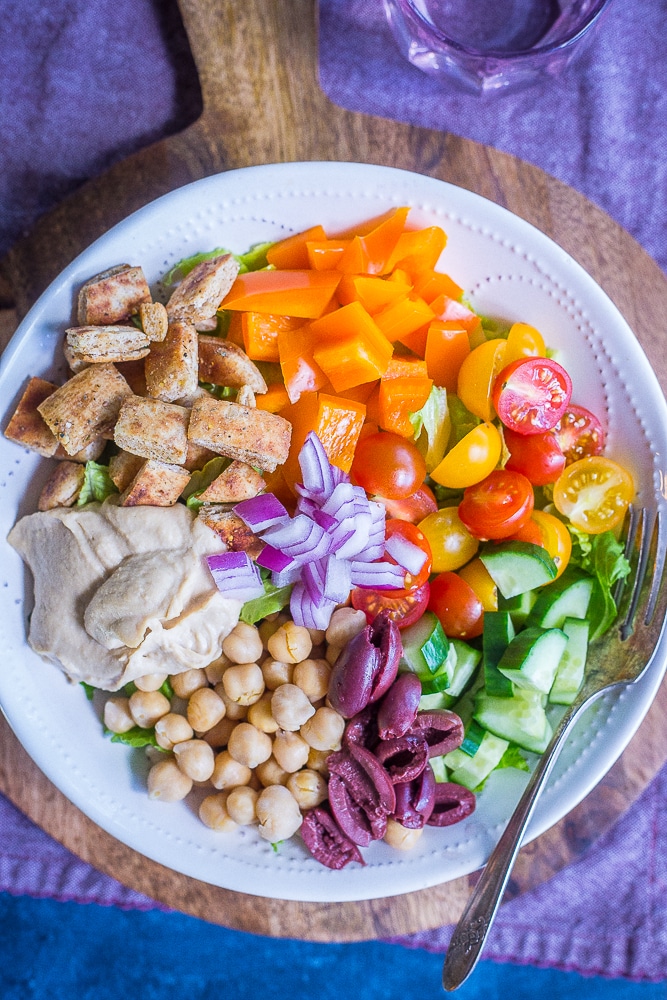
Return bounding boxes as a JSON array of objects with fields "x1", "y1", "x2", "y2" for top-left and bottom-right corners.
[
  {"x1": 233, "y1": 493, "x2": 289, "y2": 532},
  {"x1": 291, "y1": 581, "x2": 337, "y2": 630},
  {"x1": 384, "y1": 533, "x2": 428, "y2": 576},
  {"x1": 255, "y1": 543, "x2": 294, "y2": 574},
  {"x1": 298, "y1": 431, "x2": 338, "y2": 498},
  {"x1": 271, "y1": 563, "x2": 303, "y2": 588},
  {"x1": 349, "y1": 559, "x2": 406, "y2": 590},
  {"x1": 206, "y1": 551, "x2": 265, "y2": 601},
  {"x1": 262, "y1": 514, "x2": 329, "y2": 559}
]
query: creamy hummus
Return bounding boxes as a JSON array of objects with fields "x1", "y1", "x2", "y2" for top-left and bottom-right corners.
[{"x1": 8, "y1": 501, "x2": 241, "y2": 691}]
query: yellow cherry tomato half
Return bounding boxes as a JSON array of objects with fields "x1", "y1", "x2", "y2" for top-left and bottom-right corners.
[
  {"x1": 456, "y1": 338, "x2": 507, "y2": 422},
  {"x1": 458, "y1": 557, "x2": 498, "y2": 611},
  {"x1": 552, "y1": 456, "x2": 635, "y2": 534},
  {"x1": 418, "y1": 506, "x2": 479, "y2": 573},
  {"x1": 503, "y1": 322, "x2": 546, "y2": 365},
  {"x1": 530, "y1": 509, "x2": 572, "y2": 579},
  {"x1": 430, "y1": 422, "x2": 502, "y2": 489}
]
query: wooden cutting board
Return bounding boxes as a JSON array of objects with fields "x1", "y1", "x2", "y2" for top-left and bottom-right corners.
[{"x1": 1, "y1": 0, "x2": 667, "y2": 942}]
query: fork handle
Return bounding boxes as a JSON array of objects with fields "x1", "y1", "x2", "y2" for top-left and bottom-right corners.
[{"x1": 442, "y1": 702, "x2": 583, "y2": 992}]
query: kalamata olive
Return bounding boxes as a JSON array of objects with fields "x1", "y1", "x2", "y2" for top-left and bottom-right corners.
[
  {"x1": 328, "y1": 611, "x2": 401, "y2": 718},
  {"x1": 327, "y1": 743, "x2": 396, "y2": 846},
  {"x1": 392, "y1": 765, "x2": 436, "y2": 829},
  {"x1": 300, "y1": 806, "x2": 365, "y2": 869},
  {"x1": 426, "y1": 781, "x2": 476, "y2": 827},
  {"x1": 343, "y1": 703, "x2": 380, "y2": 752},
  {"x1": 377, "y1": 671, "x2": 422, "y2": 739},
  {"x1": 373, "y1": 734, "x2": 429, "y2": 784},
  {"x1": 409, "y1": 709, "x2": 464, "y2": 758}
]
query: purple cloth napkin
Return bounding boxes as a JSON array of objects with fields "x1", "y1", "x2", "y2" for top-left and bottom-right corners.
[{"x1": 2, "y1": 0, "x2": 667, "y2": 982}]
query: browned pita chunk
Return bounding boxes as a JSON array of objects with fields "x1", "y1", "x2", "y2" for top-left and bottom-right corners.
[
  {"x1": 4, "y1": 376, "x2": 60, "y2": 456},
  {"x1": 198, "y1": 336, "x2": 267, "y2": 393},
  {"x1": 38, "y1": 461, "x2": 85, "y2": 510},
  {"x1": 139, "y1": 301, "x2": 168, "y2": 342},
  {"x1": 197, "y1": 506, "x2": 264, "y2": 558},
  {"x1": 36, "y1": 363, "x2": 132, "y2": 456},
  {"x1": 114, "y1": 395, "x2": 190, "y2": 465},
  {"x1": 118, "y1": 459, "x2": 191, "y2": 507},
  {"x1": 187, "y1": 395, "x2": 291, "y2": 473},
  {"x1": 77, "y1": 265, "x2": 152, "y2": 326},
  {"x1": 108, "y1": 450, "x2": 145, "y2": 492},
  {"x1": 197, "y1": 459, "x2": 265, "y2": 503},
  {"x1": 166, "y1": 254, "x2": 239, "y2": 328},
  {"x1": 144, "y1": 319, "x2": 198, "y2": 402},
  {"x1": 65, "y1": 325, "x2": 150, "y2": 365}
]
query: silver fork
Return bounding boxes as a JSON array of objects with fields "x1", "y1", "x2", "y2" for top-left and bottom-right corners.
[{"x1": 443, "y1": 503, "x2": 667, "y2": 992}]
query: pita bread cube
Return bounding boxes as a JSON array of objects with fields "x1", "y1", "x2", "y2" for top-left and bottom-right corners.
[
  {"x1": 197, "y1": 506, "x2": 264, "y2": 558},
  {"x1": 65, "y1": 325, "x2": 150, "y2": 365},
  {"x1": 108, "y1": 450, "x2": 145, "y2": 491},
  {"x1": 187, "y1": 395, "x2": 291, "y2": 473},
  {"x1": 197, "y1": 460, "x2": 265, "y2": 503},
  {"x1": 54, "y1": 437, "x2": 107, "y2": 463},
  {"x1": 4, "y1": 376, "x2": 60, "y2": 456},
  {"x1": 139, "y1": 301, "x2": 169, "y2": 342},
  {"x1": 119, "y1": 459, "x2": 191, "y2": 507},
  {"x1": 166, "y1": 254, "x2": 239, "y2": 328},
  {"x1": 114, "y1": 395, "x2": 190, "y2": 465},
  {"x1": 198, "y1": 335, "x2": 267, "y2": 393},
  {"x1": 144, "y1": 319, "x2": 198, "y2": 402},
  {"x1": 37, "y1": 363, "x2": 132, "y2": 456},
  {"x1": 77, "y1": 265, "x2": 152, "y2": 325},
  {"x1": 38, "y1": 461, "x2": 85, "y2": 510}
]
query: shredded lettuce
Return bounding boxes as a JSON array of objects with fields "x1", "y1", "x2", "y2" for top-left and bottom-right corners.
[
  {"x1": 447, "y1": 394, "x2": 481, "y2": 445},
  {"x1": 181, "y1": 456, "x2": 231, "y2": 510},
  {"x1": 240, "y1": 569, "x2": 292, "y2": 624},
  {"x1": 162, "y1": 241, "x2": 275, "y2": 286},
  {"x1": 199, "y1": 382, "x2": 237, "y2": 400},
  {"x1": 80, "y1": 681, "x2": 96, "y2": 701},
  {"x1": 568, "y1": 527, "x2": 631, "y2": 640},
  {"x1": 106, "y1": 726, "x2": 165, "y2": 750},
  {"x1": 409, "y1": 385, "x2": 450, "y2": 472},
  {"x1": 77, "y1": 461, "x2": 118, "y2": 506}
]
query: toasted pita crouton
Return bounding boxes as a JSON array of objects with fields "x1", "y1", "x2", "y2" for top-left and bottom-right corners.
[
  {"x1": 65, "y1": 325, "x2": 150, "y2": 365},
  {"x1": 54, "y1": 437, "x2": 106, "y2": 463},
  {"x1": 166, "y1": 254, "x2": 240, "y2": 328},
  {"x1": 119, "y1": 459, "x2": 191, "y2": 507},
  {"x1": 184, "y1": 440, "x2": 217, "y2": 472},
  {"x1": 187, "y1": 395, "x2": 291, "y2": 473},
  {"x1": 198, "y1": 336, "x2": 267, "y2": 393},
  {"x1": 236, "y1": 385, "x2": 256, "y2": 408},
  {"x1": 139, "y1": 301, "x2": 168, "y2": 342},
  {"x1": 38, "y1": 461, "x2": 85, "y2": 510},
  {"x1": 37, "y1": 363, "x2": 132, "y2": 456},
  {"x1": 197, "y1": 506, "x2": 264, "y2": 558},
  {"x1": 114, "y1": 395, "x2": 190, "y2": 465},
  {"x1": 77, "y1": 265, "x2": 152, "y2": 326},
  {"x1": 114, "y1": 358, "x2": 148, "y2": 397},
  {"x1": 4, "y1": 377, "x2": 60, "y2": 456},
  {"x1": 109, "y1": 450, "x2": 145, "y2": 491},
  {"x1": 144, "y1": 319, "x2": 198, "y2": 402},
  {"x1": 63, "y1": 340, "x2": 91, "y2": 374},
  {"x1": 197, "y1": 460, "x2": 265, "y2": 503}
]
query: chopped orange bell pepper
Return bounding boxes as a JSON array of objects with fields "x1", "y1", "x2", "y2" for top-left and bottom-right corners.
[
  {"x1": 373, "y1": 295, "x2": 435, "y2": 344},
  {"x1": 335, "y1": 206, "x2": 410, "y2": 275},
  {"x1": 373, "y1": 358, "x2": 433, "y2": 437},
  {"x1": 242, "y1": 312, "x2": 306, "y2": 363},
  {"x1": 278, "y1": 324, "x2": 330, "y2": 403},
  {"x1": 307, "y1": 240, "x2": 350, "y2": 271},
  {"x1": 412, "y1": 269, "x2": 463, "y2": 305},
  {"x1": 280, "y1": 390, "x2": 367, "y2": 486},
  {"x1": 310, "y1": 301, "x2": 393, "y2": 392},
  {"x1": 430, "y1": 294, "x2": 482, "y2": 333},
  {"x1": 261, "y1": 465, "x2": 297, "y2": 514},
  {"x1": 225, "y1": 311, "x2": 245, "y2": 347},
  {"x1": 332, "y1": 206, "x2": 409, "y2": 240},
  {"x1": 265, "y1": 225, "x2": 327, "y2": 270},
  {"x1": 424, "y1": 320, "x2": 471, "y2": 393},
  {"x1": 255, "y1": 383, "x2": 291, "y2": 413},
  {"x1": 336, "y1": 273, "x2": 411, "y2": 314},
  {"x1": 386, "y1": 226, "x2": 447, "y2": 276},
  {"x1": 221, "y1": 270, "x2": 341, "y2": 318}
]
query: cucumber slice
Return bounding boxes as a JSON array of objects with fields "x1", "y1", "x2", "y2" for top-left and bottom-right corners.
[
  {"x1": 446, "y1": 639, "x2": 482, "y2": 698},
  {"x1": 482, "y1": 610, "x2": 515, "y2": 697},
  {"x1": 400, "y1": 611, "x2": 454, "y2": 683},
  {"x1": 549, "y1": 616, "x2": 590, "y2": 705},
  {"x1": 444, "y1": 727, "x2": 510, "y2": 790},
  {"x1": 497, "y1": 626, "x2": 568, "y2": 694},
  {"x1": 474, "y1": 689, "x2": 553, "y2": 753},
  {"x1": 526, "y1": 567, "x2": 594, "y2": 629},
  {"x1": 419, "y1": 691, "x2": 454, "y2": 711},
  {"x1": 430, "y1": 755, "x2": 449, "y2": 783},
  {"x1": 498, "y1": 589, "x2": 537, "y2": 628},
  {"x1": 479, "y1": 541, "x2": 557, "y2": 598}
]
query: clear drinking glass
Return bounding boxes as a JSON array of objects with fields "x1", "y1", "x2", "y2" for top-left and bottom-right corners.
[{"x1": 383, "y1": 0, "x2": 612, "y2": 93}]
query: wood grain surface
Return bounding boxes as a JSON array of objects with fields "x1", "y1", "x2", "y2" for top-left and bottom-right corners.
[{"x1": 1, "y1": 0, "x2": 667, "y2": 942}]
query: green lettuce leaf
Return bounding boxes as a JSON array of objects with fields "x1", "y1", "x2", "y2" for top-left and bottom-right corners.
[
  {"x1": 162, "y1": 241, "x2": 275, "y2": 286},
  {"x1": 409, "y1": 385, "x2": 450, "y2": 472},
  {"x1": 181, "y1": 456, "x2": 231, "y2": 510},
  {"x1": 568, "y1": 528, "x2": 631, "y2": 640},
  {"x1": 240, "y1": 569, "x2": 292, "y2": 624},
  {"x1": 80, "y1": 681, "x2": 96, "y2": 701},
  {"x1": 106, "y1": 726, "x2": 165, "y2": 750},
  {"x1": 77, "y1": 461, "x2": 118, "y2": 506},
  {"x1": 446, "y1": 394, "x2": 481, "y2": 445}
]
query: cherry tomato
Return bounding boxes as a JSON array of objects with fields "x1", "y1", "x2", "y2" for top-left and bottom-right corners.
[
  {"x1": 456, "y1": 338, "x2": 507, "y2": 422},
  {"x1": 554, "y1": 404, "x2": 606, "y2": 465},
  {"x1": 373, "y1": 483, "x2": 438, "y2": 523},
  {"x1": 418, "y1": 506, "x2": 479, "y2": 572},
  {"x1": 503, "y1": 427, "x2": 566, "y2": 485},
  {"x1": 503, "y1": 515, "x2": 546, "y2": 547},
  {"x1": 428, "y1": 572, "x2": 484, "y2": 640},
  {"x1": 351, "y1": 431, "x2": 426, "y2": 500},
  {"x1": 458, "y1": 558, "x2": 498, "y2": 612},
  {"x1": 552, "y1": 456, "x2": 634, "y2": 534},
  {"x1": 351, "y1": 579, "x2": 430, "y2": 629},
  {"x1": 492, "y1": 357, "x2": 572, "y2": 435},
  {"x1": 503, "y1": 322, "x2": 546, "y2": 365},
  {"x1": 430, "y1": 422, "x2": 502, "y2": 489},
  {"x1": 384, "y1": 519, "x2": 433, "y2": 589},
  {"x1": 530, "y1": 509, "x2": 572, "y2": 578},
  {"x1": 458, "y1": 469, "x2": 534, "y2": 540}
]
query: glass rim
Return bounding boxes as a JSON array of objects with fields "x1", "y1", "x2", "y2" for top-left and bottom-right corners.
[{"x1": 396, "y1": 0, "x2": 612, "y2": 61}]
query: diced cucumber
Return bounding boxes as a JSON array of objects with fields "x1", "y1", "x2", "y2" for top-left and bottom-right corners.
[
  {"x1": 400, "y1": 611, "x2": 454, "y2": 684},
  {"x1": 430, "y1": 755, "x2": 449, "y2": 783},
  {"x1": 497, "y1": 626, "x2": 568, "y2": 694},
  {"x1": 479, "y1": 541, "x2": 557, "y2": 599},
  {"x1": 444, "y1": 727, "x2": 510, "y2": 791},
  {"x1": 498, "y1": 589, "x2": 537, "y2": 628},
  {"x1": 482, "y1": 610, "x2": 515, "y2": 697},
  {"x1": 446, "y1": 639, "x2": 482, "y2": 698},
  {"x1": 525, "y1": 567, "x2": 594, "y2": 629},
  {"x1": 419, "y1": 691, "x2": 454, "y2": 711},
  {"x1": 418, "y1": 640, "x2": 481, "y2": 705},
  {"x1": 474, "y1": 688, "x2": 553, "y2": 753},
  {"x1": 459, "y1": 718, "x2": 487, "y2": 756},
  {"x1": 549, "y1": 616, "x2": 590, "y2": 705}
]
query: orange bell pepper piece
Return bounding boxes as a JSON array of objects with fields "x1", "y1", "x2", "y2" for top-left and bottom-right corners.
[
  {"x1": 335, "y1": 206, "x2": 410, "y2": 275},
  {"x1": 373, "y1": 295, "x2": 435, "y2": 344},
  {"x1": 310, "y1": 301, "x2": 393, "y2": 392},
  {"x1": 412, "y1": 269, "x2": 463, "y2": 305},
  {"x1": 386, "y1": 226, "x2": 447, "y2": 276},
  {"x1": 278, "y1": 324, "x2": 330, "y2": 403},
  {"x1": 280, "y1": 390, "x2": 367, "y2": 486},
  {"x1": 221, "y1": 270, "x2": 341, "y2": 318},
  {"x1": 370, "y1": 357, "x2": 433, "y2": 437},
  {"x1": 224, "y1": 311, "x2": 244, "y2": 347},
  {"x1": 424, "y1": 320, "x2": 471, "y2": 393},
  {"x1": 265, "y1": 225, "x2": 327, "y2": 270},
  {"x1": 336, "y1": 273, "x2": 411, "y2": 314},
  {"x1": 430, "y1": 294, "x2": 482, "y2": 334},
  {"x1": 242, "y1": 313, "x2": 306, "y2": 363},
  {"x1": 255, "y1": 383, "x2": 291, "y2": 413},
  {"x1": 307, "y1": 240, "x2": 350, "y2": 271}
]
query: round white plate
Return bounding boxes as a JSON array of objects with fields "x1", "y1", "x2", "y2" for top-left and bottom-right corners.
[{"x1": 1, "y1": 161, "x2": 666, "y2": 903}]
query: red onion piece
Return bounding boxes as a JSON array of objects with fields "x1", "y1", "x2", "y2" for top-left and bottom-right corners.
[
  {"x1": 349, "y1": 559, "x2": 405, "y2": 590},
  {"x1": 206, "y1": 551, "x2": 265, "y2": 601},
  {"x1": 233, "y1": 493, "x2": 289, "y2": 532},
  {"x1": 384, "y1": 533, "x2": 427, "y2": 576},
  {"x1": 255, "y1": 543, "x2": 293, "y2": 574}
]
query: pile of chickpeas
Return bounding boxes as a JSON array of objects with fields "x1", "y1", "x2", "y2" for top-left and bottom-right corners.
[{"x1": 102, "y1": 606, "x2": 369, "y2": 847}]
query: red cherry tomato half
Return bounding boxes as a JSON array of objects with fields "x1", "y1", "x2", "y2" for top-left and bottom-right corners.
[
  {"x1": 502, "y1": 514, "x2": 546, "y2": 547},
  {"x1": 492, "y1": 357, "x2": 572, "y2": 435},
  {"x1": 458, "y1": 469, "x2": 534, "y2": 540},
  {"x1": 373, "y1": 483, "x2": 438, "y2": 523},
  {"x1": 503, "y1": 427, "x2": 566, "y2": 486},
  {"x1": 554, "y1": 404, "x2": 606, "y2": 465},
  {"x1": 384, "y1": 519, "x2": 433, "y2": 589},
  {"x1": 351, "y1": 432, "x2": 427, "y2": 500},
  {"x1": 428, "y1": 572, "x2": 484, "y2": 640},
  {"x1": 351, "y1": 579, "x2": 431, "y2": 629}
]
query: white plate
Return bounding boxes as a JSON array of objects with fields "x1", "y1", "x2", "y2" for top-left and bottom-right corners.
[{"x1": 1, "y1": 161, "x2": 667, "y2": 903}]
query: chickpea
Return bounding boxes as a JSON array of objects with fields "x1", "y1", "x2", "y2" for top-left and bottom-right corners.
[
  {"x1": 221, "y1": 662, "x2": 265, "y2": 706},
  {"x1": 128, "y1": 690, "x2": 171, "y2": 729},
  {"x1": 227, "y1": 722, "x2": 273, "y2": 769},
  {"x1": 325, "y1": 643, "x2": 342, "y2": 666},
  {"x1": 154, "y1": 712, "x2": 194, "y2": 750},
  {"x1": 307, "y1": 628, "x2": 327, "y2": 646},
  {"x1": 325, "y1": 607, "x2": 367, "y2": 648},
  {"x1": 384, "y1": 819, "x2": 424, "y2": 851},
  {"x1": 170, "y1": 668, "x2": 208, "y2": 699},
  {"x1": 211, "y1": 750, "x2": 252, "y2": 790},
  {"x1": 270, "y1": 684, "x2": 315, "y2": 731},
  {"x1": 226, "y1": 785, "x2": 259, "y2": 825},
  {"x1": 222, "y1": 621, "x2": 264, "y2": 664},
  {"x1": 187, "y1": 687, "x2": 226, "y2": 733},
  {"x1": 202, "y1": 716, "x2": 237, "y2": 749},
  {"x1": 300, "y1": 706, "x2": 345, "y2": 751},
  {"x1": 292, "y1": 658, "x2": 331, "y2": 702},
  {"x1": 261, "y1": 658, "x2": 293, "y2": 690},
  {"x1": 286, "y1": 769, "x2": 328, "y2": 810},
  {"x1": 267, "y1": 621, "x2": 312, "y2": 664},
  {"x1": 205, "y1": 654, "x2": 231, "y2": 685},
  {"x1": 173, "y1": 739, "x2": 215, "y2": 782},
  {"x1": 247, "y1": 692, "x2": 280, "y2": 734},
  {"x1": 258, "y1": 615, "x2": 287, "y2": 649},
  {"x1": 214, "y1": 683, "x2": 249, "y2": 720},
  {"x1": 306, "y1": 748, "x2": 331, "y2": 775},
  {"x1": 199, "y1": 791, "x2": 237, "y2": 832},
  {"x1": 272, "y1": 729, "x2": 310, "y2": 773},
  {"x1": 256, "y1": 785, "x2": 303, "y2": 843},
  {"x1": 133, "y1": 672, "x2": 168, "y2": 692},
  {"x1": 255, "y1": 756, "x2": 289, "y2": 788},
  {"x1": 147, "y1": 758, "x2": 193, "y2": 802},
  {"x1": 103, "y1": 696, "x2": 135, "y2": 734}
]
